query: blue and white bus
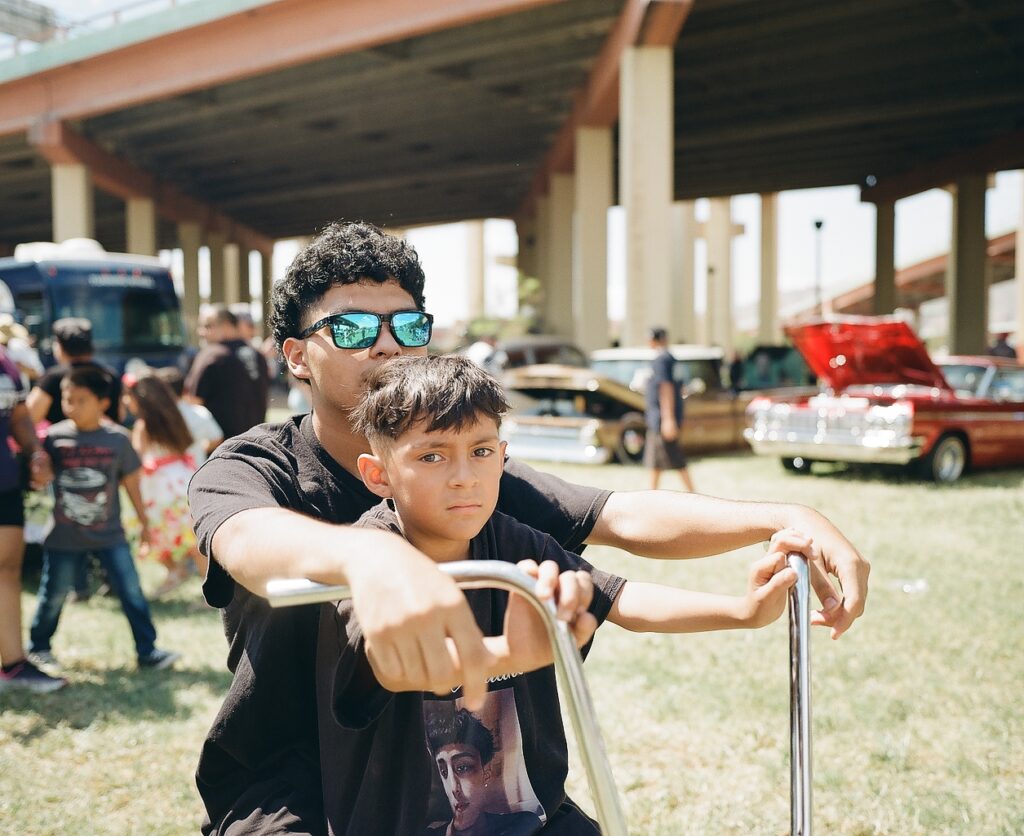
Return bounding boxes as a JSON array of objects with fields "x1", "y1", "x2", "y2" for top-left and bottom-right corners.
[{"x1": 0, "y1": 239, "x2": 189, "y2": 373}]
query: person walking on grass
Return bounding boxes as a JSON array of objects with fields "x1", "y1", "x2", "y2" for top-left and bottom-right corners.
[
  {"x1": 0, "y1": 345, "x2": 64, "y2": 692},
  {"x1": 27, "y1": 366, "x2": 180, "y2": 672},
  {"x1": 644, "y1": 327, "x2": 695, "y2": 492},
  {"x1": 125, "y1": 373, "x2": 207, "y2": 597}
]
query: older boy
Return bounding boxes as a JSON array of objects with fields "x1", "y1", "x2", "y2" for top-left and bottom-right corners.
[
  {"x1": 188, "y1": 221, "x2": 868, "y2": 834},
  {"x1": 317, "y1": 354, "x2": 802, "y2": 834},
  {"x1": 27, "y1": 367, "x2": 179, "y2": 671}
]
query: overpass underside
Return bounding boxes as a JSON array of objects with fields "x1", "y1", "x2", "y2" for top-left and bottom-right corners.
[{"x1": 0, "y1": 0, "x2": 1022, "y2": 355}]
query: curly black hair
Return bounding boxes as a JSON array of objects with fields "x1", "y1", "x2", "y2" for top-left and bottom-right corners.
[
  {"x1": 425, "y1": 707, "x2": 497, "y2": 766},
  {"x1": 269, "y1": 221, "x2": 427, "y2": 351}
]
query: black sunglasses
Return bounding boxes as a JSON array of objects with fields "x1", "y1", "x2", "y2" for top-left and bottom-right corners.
[{"x1": 298, "y1": 310, "x2": 434, "y2": 349}]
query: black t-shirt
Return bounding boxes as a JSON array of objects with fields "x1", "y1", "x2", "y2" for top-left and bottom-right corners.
[
  {"x1": 188, "y1": 415, "x2": 612, "y2": 834},
  {"x1": 36, "y1": 360, "x2": 122, "y2": 425},
  {"x1": 185, "y1": 339, "x2": 269, "y2": 440},
  {"x1": 317, "y1": 503, "x2": 625, "y2": 836}
]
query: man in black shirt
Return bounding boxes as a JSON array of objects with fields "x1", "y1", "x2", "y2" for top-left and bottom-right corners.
[
  {"x1": 188, "y1": 222, "x2": 870, "y2": 834},
  {"x1": 185, "y1": 305, "x2": 269, "y2": 440},
  {"x1": 26, "y1": 317, "x2": 122, "y2": 426}
]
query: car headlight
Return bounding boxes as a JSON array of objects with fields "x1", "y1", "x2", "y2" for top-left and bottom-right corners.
[{"x1": 864, "y1": 402, "x2": 913, "y2": 434}]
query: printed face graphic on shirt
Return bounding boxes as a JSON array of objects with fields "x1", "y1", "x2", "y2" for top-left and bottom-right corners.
[
  {"x1": 434, "y1": 744, "x2": 488, "y2": 831},
  {"x1": 423, "y1": 689, "x2": 543, "y2": 835}
]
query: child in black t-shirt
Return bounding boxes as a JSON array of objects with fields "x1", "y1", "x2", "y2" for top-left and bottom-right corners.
[{"x1": 316, "y1": 355, "x2": 800, "y2": 835}]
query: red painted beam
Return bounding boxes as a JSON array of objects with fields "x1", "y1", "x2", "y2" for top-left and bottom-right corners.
[
  {"x1": 517, "y1": 0, "x2": 693, "y2": 218},
  {"x1": 29, "y1": 120, "x2": 274, "y2": 253},
  {"x1": 0, "y1": 0, "x2": 561, "y2": 137}
]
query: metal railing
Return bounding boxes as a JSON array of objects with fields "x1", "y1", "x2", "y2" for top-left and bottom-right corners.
[
  {"x1": 268, "y1": 555, "x2": 814, "y2": 835},
  {"x1": 0, "y1": 0, "x2": 197, "y2": 60}
]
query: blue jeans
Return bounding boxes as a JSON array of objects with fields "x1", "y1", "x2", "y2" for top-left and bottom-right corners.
[{"x1": 29, "y1": 543, "x2": 157, "y2": 659}]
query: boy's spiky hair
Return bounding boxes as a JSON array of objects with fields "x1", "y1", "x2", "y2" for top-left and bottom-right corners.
[{"x1": 351, "y1": 355, "x2": 509, "y2": 444}]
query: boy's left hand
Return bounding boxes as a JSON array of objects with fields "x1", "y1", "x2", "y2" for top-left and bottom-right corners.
[
  {"x1": 497, "y1": 559, "x2": 597, "y2": 673},
  {"x1": 743, "y1": 541, "x2": 799, "y2": 628}
]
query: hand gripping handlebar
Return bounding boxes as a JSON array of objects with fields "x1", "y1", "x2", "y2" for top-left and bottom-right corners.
[
  {"x1": 267, "y1": 560, "x2": 629, "y2": 836},
  {"x1": 268, "y1": 554, "x2": 814, "y2": 835}
]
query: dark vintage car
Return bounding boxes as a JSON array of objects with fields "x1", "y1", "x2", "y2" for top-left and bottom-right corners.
[
  {"x1": 501, "y1": 346, "x2": 759, "y2": 465},
  {"x1": 743, "y1": 317, "x2": 1024, "y2": 483}
]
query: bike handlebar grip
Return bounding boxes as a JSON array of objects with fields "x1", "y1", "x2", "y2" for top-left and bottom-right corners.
[{"x1": 267, "y1": 560, "x2": 628, "y2": 836}]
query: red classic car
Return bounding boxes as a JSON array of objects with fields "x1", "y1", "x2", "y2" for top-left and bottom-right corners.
[{"x1": 744, "y1": 317, "x2": 1024, "y2": 483}]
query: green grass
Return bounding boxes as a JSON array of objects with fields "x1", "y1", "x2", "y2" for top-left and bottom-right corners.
[{"x1": 2, "y1": 454, "x2": 1022, "y2": 834}]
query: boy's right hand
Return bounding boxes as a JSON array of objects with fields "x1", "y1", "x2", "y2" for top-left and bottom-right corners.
[
  {"x1": 491, "y1": 559, "x2": 597, "y2": 674},
  {"x1": 346, "y1": 537, "x2": 496, "y2": 711}
]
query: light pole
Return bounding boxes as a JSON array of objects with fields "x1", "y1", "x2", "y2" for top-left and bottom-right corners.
[{"x1": 813, "y1": 219, "x2": 824, "y2": 316}]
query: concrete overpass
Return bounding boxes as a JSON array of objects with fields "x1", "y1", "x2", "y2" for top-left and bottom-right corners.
[{"x1": 1, "y1": 0, "x2": 1022, "y2": 356}]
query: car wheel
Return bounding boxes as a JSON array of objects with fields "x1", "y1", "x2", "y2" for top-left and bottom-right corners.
[
  {"x1": 781, "y1": 456, "x2": 813, "y2": 474},
  {"x1": 616, "y1": 422, "x2": 647, "y2": 464},
  {"x1": 920, "y1": 434, "x2": 968, "y2": 484}
]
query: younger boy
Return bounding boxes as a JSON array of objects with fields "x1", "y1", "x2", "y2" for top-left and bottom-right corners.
[
  {"x1": 316, "y1": 355, "x2": 801, "y2": 835},
  {"x1": 28, "y1": 367, "x2": 180, "y2": 671}
]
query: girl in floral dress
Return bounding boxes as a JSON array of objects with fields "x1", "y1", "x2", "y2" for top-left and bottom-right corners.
[{"x1": 126, "y1": 374, "x2": 206, "y2": 596}]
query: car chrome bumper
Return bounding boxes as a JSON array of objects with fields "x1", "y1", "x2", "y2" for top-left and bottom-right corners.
[
  {"x1": 743, "y1": 429, "x2": 924, "y2": 464},
  {"x1": 503, "y1": 433, "x2": 613, "y2": 465}
]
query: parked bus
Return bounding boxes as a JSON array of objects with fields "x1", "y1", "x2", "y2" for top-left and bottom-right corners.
[{"x1": 0, "y1": 238, "x2": 189, "y2": 373}]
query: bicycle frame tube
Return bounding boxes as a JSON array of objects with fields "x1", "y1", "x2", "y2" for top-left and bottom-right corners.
[
  {"x1": 267, "y1": 560, "x2": 629, "y2": 836},
  {"x1": 788, "y1": 554, "x2": 812, "y2": 836}
]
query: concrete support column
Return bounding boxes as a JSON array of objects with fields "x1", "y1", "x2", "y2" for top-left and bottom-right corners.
[
  {"x1": 948, "y1": 174, "x2": 988, "y2": 355},
  {"x1": 126, "y1": 197, "x2": 157, "y2": 255},
  {"x1": 620, "y1": 45, "x2": 673, "y2": 346},
  {"x1": 706, "y1": 197, "x2": 734, "y2": 354},
  {"x1": 759, "y1": 193, "x2": 780, "y2": 343},
  {"x1": 515, "y1": 215, "x2": 537, "y2": 286},
  {"x1": 465, "y1": 220, "x2": 486, "y2": 321},
  {"x1": 545, "y1": 173, "x2": 574, "y2": 338},
  {"x1": 260, "y1": 250, "x2": 274, "y2": 339},
  {"x1": 1017, "y1": 172, "x2": 1024, "y2": 361},
  {"x1": 669, "y1": 201, "x2": 696, "y2": 344},
  {"x1": 207, "y1": 232, "x2": 227, "y2": 304},
  {"x1": 51, "y1": 163, "x2": 94, "y2": 242},
  {"x1": 224, "y1": 242, "x2": 242, "y2": 305},
  {"x1": 873, "y1": 200, "x2": 896, "y2": 315},
  {"x1": 178, "y1": 222, "x2": 202, "y2": 345},
  {"x1": 573, "y1": 126, "x2": 612, "y2": 352},
  {"x1": 533, "y1": 196, "x2": 551, "y2": 328}
]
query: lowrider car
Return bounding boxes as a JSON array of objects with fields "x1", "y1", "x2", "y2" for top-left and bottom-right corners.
[
  {"x1": 744, "y1": 317, "x2": 1024, "y2": 483},
  {"x1": 501, "y1": 346, "x2": 756, "y2": 465}
]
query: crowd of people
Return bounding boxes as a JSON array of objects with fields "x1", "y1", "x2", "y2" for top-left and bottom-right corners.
[
  {"x1": 0, "y1": 304, "x2": 270, "y2": 692},
  {"x1": 2, "y1": 222, "x2": 874, "y2": 834}
]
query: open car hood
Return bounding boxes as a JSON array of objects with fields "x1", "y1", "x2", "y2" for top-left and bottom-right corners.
[{"x1": 784, "y1": 318, "x2": 950, "y2": 391}]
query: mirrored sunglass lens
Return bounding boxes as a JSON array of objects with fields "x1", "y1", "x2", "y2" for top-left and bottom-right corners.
[
  {"x1": 391, "y1": 313, "x2": 431, "y2": 346},
  {"x1": 330, "y1": 313, "x2": 380, "y2": 348}
]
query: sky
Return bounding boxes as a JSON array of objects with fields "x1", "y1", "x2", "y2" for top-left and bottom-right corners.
[{"x1": 26, "y1": 1, "x2": 1024, "y2": 331}]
